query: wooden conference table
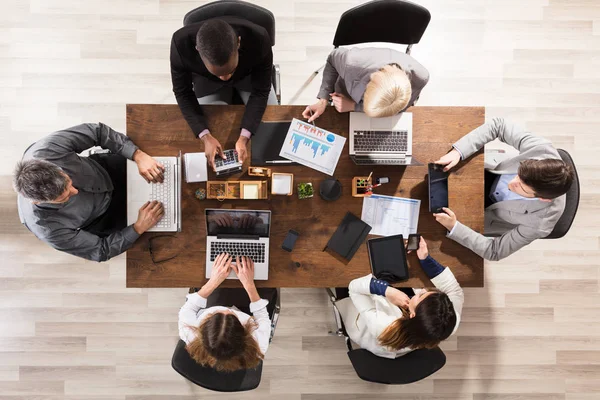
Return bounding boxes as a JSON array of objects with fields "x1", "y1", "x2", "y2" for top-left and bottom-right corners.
[{"x1": 126, "y1": 105, "x2": 485, "y2": 288}]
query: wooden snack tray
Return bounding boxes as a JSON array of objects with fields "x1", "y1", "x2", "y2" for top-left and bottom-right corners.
[{"x1": 207, "y1": 180, "x2": 268, "y2": 200}]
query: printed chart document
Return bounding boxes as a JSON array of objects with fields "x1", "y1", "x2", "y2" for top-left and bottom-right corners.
[
  {"x1": 279, "y1": 118, "x2": 346, "y2": 175},
  {"x1": 361, "y1": 194, "x2": 420, "y2": 237}
]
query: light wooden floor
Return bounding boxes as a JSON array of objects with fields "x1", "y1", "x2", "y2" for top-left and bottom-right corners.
[{"x1": 1, "y1": 0, "x2": 599, "y2": 398}]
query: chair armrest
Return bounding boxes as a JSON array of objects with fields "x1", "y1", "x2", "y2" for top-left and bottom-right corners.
[
  {"x1": 269, "y1": 288, "x2": 281, "y2": 343},
  {"x1": 324, "y1": 289, "x2": 352, "y2": 350},
  {"x1": 272, "y1": 64, "x2": 281, "y2": 105}
]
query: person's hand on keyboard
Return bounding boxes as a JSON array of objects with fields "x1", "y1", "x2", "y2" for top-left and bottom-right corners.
[
  {"x1": 232, "y1": 256, "x2": 261, "y2": 303},
  {"x1": 201, "y1": 133, "x2": 225, "y2": 171},
  {"x1": 235, "y1": 136, "x2": 249, "y2": 164},
  {"x1": 232, "y1": 256, "x2": 255, "y2": 286},
  {"x1": 133, "y1": 150, "x2": 165, "y2": 183},
  {"x1": 133, "y1": 200, "x2": 164, "y2": 234},
  {"x1": 208, "y1": 253, "x2": 233, "y2": 287}
]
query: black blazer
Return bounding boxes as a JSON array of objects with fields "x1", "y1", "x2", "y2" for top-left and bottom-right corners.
[{"x1": 170, "y1": 16, "x2": 273, "y2": 137}]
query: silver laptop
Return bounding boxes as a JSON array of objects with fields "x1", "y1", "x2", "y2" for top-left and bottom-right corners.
[
  {"x1": 127, "y1": 154, "x2": 182, "y2": 232},
  {"x1": 349, "y1": 112, "x2": 422, "y2": 166},
  {"x1": 205, "y1": 209, "x2": 271, "y2": 280}
]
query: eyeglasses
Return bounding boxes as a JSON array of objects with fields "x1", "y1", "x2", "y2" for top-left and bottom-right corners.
[{"x1": 148, "y1": 235, "x2": 179, "y2": 264}]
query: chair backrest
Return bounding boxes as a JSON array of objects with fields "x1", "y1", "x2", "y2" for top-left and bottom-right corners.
[
  {"x1": 347, "y1": 347, "x2": 446, "y2": 384},
  {"x1": 333, "y1": 0, "x2": 431, "y2": 47},
  {"x1": 171, "y1": 339, "x2": 263, "y2": 392},
  {"x1": 545, "y1": 149, "x2": 580, "y2": 239},
  {"x1": 183, "y1": 0, "x2": 276, "y2": 46}
]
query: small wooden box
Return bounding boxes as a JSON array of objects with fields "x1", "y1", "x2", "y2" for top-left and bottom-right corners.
[
  {"x1": 352, "y1": 176, "x2": 373, "y2": 197},
  {"x1": 271, "y1": 173, "x2": 294, "y2": 196},
  {"x1": 248, "y1": 166, "x2": 272, "y2": 177},
  {"x1": 207, "y1": 180, "x2": 268, "y2": 200}
]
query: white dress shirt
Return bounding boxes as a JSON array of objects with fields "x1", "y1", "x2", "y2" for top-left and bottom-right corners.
[
  {"x1": 178, "y1": 292, "x2": 271, "y2": 356},
  {"x1": 336, "y1": 269, "x2": 464, "y2": 359}
]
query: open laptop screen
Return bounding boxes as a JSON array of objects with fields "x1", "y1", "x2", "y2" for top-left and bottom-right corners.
[{"x1": 205, "y1": 209, "x2": 271, "y2": 238}]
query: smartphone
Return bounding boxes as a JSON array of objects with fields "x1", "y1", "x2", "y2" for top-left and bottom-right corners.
[
  {"x1": 407, "y1": 234, "x2": 420, "y2": 251},
  {"x1": 282, "y1": 229, "x2": 299, "y2": 252},
  {"x1": 428, "y1": 163, "x2": 449, "y2": 213}
]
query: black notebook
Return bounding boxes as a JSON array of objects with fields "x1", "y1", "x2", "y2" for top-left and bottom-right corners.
[
  {"x1": 251, "y1": 121, "x2": 298, "y2": 165},
  {"x1": 324, "y1": 212, "x2": 372, "y2": 261}
]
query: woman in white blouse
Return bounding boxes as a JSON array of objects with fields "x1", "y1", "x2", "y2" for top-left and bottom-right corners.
[
  {"x1": 178, "y1": 253, "x2": 272, "y2": 372},
  {"x1": 336, "y1": 237, "x2": 464, "y2": 359}
]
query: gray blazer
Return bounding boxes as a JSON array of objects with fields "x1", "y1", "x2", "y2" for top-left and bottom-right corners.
[
  {"x1": 18, "y1": 124, "x2": 140, "y2": 262},
  {"x1": 316, "y1": 47, "x2": 429, "y2": 113},
  {"x1": 448, "y1": 118, "x2": 566, "y2": 261}
]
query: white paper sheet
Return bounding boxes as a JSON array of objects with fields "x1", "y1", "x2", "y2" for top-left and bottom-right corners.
[
  {"x1": 361, "y1": 194, "x2": 420, "y2": 237},
  {"x1": 272, "y1": 174, "x2": 292, "y2": 195},
  {"x1": 243, "y1": 184, "x2": 259, "y2": 199},
  {"x1": 279, "y1": 118, "x2": 346, "y2": 176}
]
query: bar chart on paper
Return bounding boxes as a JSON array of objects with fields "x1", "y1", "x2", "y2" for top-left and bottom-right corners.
[{"x1": 280, "y1": 118, "x2": 346, "y2": 175}]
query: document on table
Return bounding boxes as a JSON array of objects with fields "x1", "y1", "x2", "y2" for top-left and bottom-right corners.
[
  {"x1": 279, "y1": 118, "x2": 346, "y2": 176},
  {"x1": 361, "y1": 194, "x2": 420, "y2": 237}
]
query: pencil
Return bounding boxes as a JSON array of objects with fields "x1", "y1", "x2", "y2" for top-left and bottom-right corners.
[{"x1": 367, "y1": 171, "x2": 373, "y2": 182}]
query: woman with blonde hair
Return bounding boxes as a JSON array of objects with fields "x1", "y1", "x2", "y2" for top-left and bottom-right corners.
[
  {"x1": 178, "y1": 253, "x2": 273, "y2": 372},
  {"x1": 335, "y1": 237, "x2": 463, "y2": 359},
  {"x1": 303, "y1": 47, "x2": 429, "y2": 122}
]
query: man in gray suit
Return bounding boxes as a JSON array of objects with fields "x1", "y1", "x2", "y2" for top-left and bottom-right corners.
[
  {"x1": 434, "y1": 118, "x2": 574, "y2": 261},
  {"x1": 302, "y1": 47, "x2": 429, "y2": 122},
  {"x1": 14, "y1": 123, "x2": 165, "y2": 262}
]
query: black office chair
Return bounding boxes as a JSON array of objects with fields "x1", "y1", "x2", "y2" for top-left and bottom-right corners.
[
  {"x1": 325, "y1": 288, "x2": 446, "y2": 384},
  {"x1": 183, "y1": 0, "x2": 281, "y2": 104},
  {"x1": 332, "y1": 0, "x2": 431, "y2": 54},
  {"x1": 290, "y1": 0, "x2": 431, "y2": 103},
  {"x1": 544, "y1": 149, "x2": 580, "y2": 239},
  {"x1": 171, "y1": 288, "x2": 281, "y2": 392}
]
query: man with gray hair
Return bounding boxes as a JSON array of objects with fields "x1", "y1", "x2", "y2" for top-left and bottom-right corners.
[{"x1": 14, "y1": 123, "x2": 165, "y2": 262}]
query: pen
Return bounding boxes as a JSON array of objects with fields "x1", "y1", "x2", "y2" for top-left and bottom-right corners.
[
  {"x1": 367, "y1": 171, "x2": 373, "y2": 182},
  {"x1": 266, "y1": 160, "x2": 293, "y2": 164},
  {"x1": 308, "y1": 109, "x2": 316, "y2": 127}
]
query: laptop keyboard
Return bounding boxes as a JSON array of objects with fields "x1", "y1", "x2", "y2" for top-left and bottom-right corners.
[
  {"x1": 210, "y1": 242, "x2": 266, "y2": 264},
  {"x1": 150, "y1": 162, "x2": 173, "y2": 229},
  {"x1": 214, "y1": 149, "x2": 240, "y2": 170},
  {"x1": 353, "y1": 130, "x2": 408, "y2": 152},
  {"x1": 352, "y1": 157, "x2": 408, "y2": 165}
]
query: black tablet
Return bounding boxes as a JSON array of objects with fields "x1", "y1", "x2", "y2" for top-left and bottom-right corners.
[
  {"x1": 428, "y1": 163, "x2": 449, "y2": 213},
  {"x1": 251, "y1": 121, "x2": 298, "y2": 165},
  {"x1": 367, "y1": 234, "x2": 409, "y2": 283}
]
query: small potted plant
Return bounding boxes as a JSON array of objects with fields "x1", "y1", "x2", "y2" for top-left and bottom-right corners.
[{"x1": 297, "y1": 182, "x2": 314, "y2": 199}]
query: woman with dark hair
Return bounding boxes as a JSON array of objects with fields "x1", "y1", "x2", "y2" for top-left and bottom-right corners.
[
  {"x1": 178, "y1": 253, "x2": 271, "y2": 372},
  {"x1": 336, "y1": 237, "x2": 464, "y2": 359}
]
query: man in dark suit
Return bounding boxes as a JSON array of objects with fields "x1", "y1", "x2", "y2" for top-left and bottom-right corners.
[{"x1": 170, "y1": 17, "x2": 276, "y2": 169}]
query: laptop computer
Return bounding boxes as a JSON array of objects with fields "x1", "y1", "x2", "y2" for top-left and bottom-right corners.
[
  {"x1": 127, "y1": 153, "x2": 182, "y2": 232},
  {"x1": 349, "y1": 112, "x2": 422, "y2": 166},
  {"x1": 205, "y1": 209, "x2": 271, "y2": 280}
]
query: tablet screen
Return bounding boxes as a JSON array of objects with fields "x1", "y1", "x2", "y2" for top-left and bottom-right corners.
[
  {"x1": 428, "y1": 163, "x2": 449, "y2": 212},
  {"x1": 367, "y1": 235, "x2": 409, "y2": 283}
]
